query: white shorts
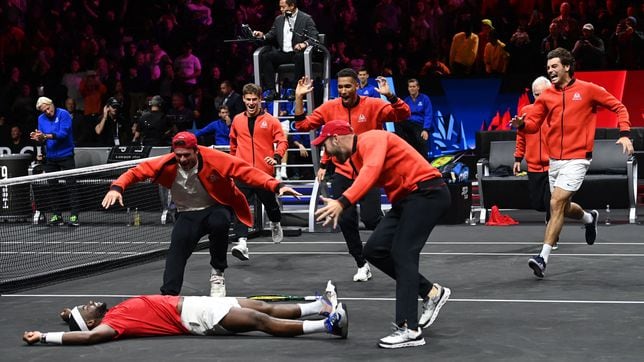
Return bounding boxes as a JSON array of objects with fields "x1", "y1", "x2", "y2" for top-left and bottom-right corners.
[
  {"x1": 548, "y1": 159, "x2": 591, "y2": 192},
  {"x1": 180, "y1": 296, "x2": 241, "y2": 336},
  {"x1": 281, "y1": 120, "x2": 290, "y2": 135}
]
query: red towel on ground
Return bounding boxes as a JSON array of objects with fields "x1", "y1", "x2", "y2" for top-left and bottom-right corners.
[{"x1": 485, "y1": 205, "x2": 519, "y2": 226}]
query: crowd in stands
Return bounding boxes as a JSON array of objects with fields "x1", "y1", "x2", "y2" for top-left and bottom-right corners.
[{"x1": 0, "y1": 0, "x2": 642, "y2": 149}]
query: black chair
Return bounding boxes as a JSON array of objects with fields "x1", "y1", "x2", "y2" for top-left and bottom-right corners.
[{"x1": 477, "y1": 140, "x2": 638, "y2": 223}]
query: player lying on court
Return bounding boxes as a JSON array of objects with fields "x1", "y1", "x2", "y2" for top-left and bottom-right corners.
[{"x1": 23, "y1": 281, "x2": 347, "y2": 345}]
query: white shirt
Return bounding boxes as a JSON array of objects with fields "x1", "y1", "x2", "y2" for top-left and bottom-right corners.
[
  {"x1": 282, "y1": 10, "x2": 298, "y2": 53},
  {"x1": 171, "y1": 164, "x2": 216, "y2": 212}
]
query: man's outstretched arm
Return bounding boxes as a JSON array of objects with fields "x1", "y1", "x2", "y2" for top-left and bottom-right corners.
[{"x1": 23, "y1": 324, "x2": 117, "y2": 345}]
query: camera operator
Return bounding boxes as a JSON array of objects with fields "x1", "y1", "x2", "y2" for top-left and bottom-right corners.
[
  {"x1": 137, "y1": 95, "x2": 172, "y2": 146},
  {"x1": 94, "y1": 97, "x2": 127, "y2": 146}
]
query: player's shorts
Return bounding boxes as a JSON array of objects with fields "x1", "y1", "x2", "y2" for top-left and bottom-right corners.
[
  {"x1": 548, "y1": 159, "x2": 591, "y2": 192},
  {"x1": 180, "y1": 296, "x2": 241, "y2": 335}
]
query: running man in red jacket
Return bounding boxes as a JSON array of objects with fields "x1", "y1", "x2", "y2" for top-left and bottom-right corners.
[
  {"x1": 229, "y1": 83, "x2": 289, "y2": 260},
  {"x1": 23, "y1": 281, "x2": 347, "y2": 345},
  {"x1": 102, "y1": 132, "x2": 300, "y2": 297},
  {"x1": 511, "y1": 47, "x2": 633, "y2": 279},
  {"x1": 513, "y1": 76, "x2": 556, "y2": 248},
  {"x1": 293, "y1": 68, "x2": 410, "y2": 282},
  {"x1": 314, "y1": 121, "x2": 451, "y2": 349}
]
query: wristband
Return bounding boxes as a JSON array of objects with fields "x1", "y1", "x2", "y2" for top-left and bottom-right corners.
[{"x1": 41, "y1": 332, "x2": 64, "y2": 344}]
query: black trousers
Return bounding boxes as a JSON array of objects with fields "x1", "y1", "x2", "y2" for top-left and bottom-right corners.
[
  {"x1": 395, "y1": 121, "x2": 430, "y2": 161},
  {"x1": 332, "y1": 173, "x2": 383, "y2": 267},
  {"x1": 161, "y1": 205, "x2": 232, "y2": 295},
  {"x1": 528, "y1": 171, "x2": 551, "y2": 222},
  {"x1": 42, "y1": 156, "x2": 80, "y2": 216},
  {"x1": 260, "y1": 49, "x2": 305, "y2": 90},
  {"x1": 363, "y1": 183, "x2": 451, "y2": 329},
  {"x1": 233, "y1": 182, "x2": 281, "y2": 239}
]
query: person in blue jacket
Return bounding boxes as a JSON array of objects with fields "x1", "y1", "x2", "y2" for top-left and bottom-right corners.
[
  {"x1": 356, "y1": 68, "x2": 381, "y2": 98},
  {"x1": 194, "y1": 105, "x2": 232, "y2": 147},
  {"x1": 396, "y1": 78, "x2": 433, "y2": 160},
  {"x1": 30, "y1": 97, "x2": 80, "y2": 226}
]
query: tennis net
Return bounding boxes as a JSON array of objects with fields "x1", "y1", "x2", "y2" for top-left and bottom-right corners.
[{"x1": 0, "y1": 158, "x2": 180, "y2": 293}]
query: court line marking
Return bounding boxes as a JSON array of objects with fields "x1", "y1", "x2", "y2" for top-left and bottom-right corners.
[
  {"x1": 3, "y1": 241, "x2": 644, "y2": 246},
  {"x1": 2, "y1": 294, "x2": 644, "y2": 304},
  {"x1": 3, "y1": 251, "x2": 644, "y2": 257}
]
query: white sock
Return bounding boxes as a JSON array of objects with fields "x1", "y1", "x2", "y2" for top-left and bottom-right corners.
[
  {"x1": 540, "y1": 244, "x2": 553, "y2": 263},
  {"x1": 237, "y1": 237, "x2": 247, "y2": 247},
  {"x1": 298, "y1": 300, "x2": 323, "y2": 317},
  {"x1": 211, "y1": 268, "x2": 224, "y2": 276},
  {"x1": 302, "y1": 320, "x2": 326, "y2": 334},
  {"x1": 581, "y1": 211, "x2": 593, "y2": 224}
]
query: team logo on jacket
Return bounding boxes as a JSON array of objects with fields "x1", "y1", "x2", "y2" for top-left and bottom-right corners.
[
  {"x1": 260, "y1": 120, "x2": 268, "y2": 128},
  {"x1": 358, "y1": 114, "x2": 367, "y2": 122},
  {"x1": 418, "y1": 101, "x2": 423, "y2": 106},
  {"x1": 572, "y1": 92, "x2": 582, "y2": 101}
]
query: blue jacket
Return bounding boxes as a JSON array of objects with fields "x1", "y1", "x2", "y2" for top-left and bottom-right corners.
[
  {"x1": 195, "y1": 119, "x2": 230, "y2": 145},
  {"x1": 404, "y1": 93, "x2": 433, "y2": 130},
  {"x1": 38, "y1": 108, "x2": 74, "y2": 160},
  {"x1": 357, "y1": 84, "x2": 381, "y2": 98}
]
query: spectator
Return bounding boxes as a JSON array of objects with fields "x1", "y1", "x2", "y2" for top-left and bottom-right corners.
[
  {"x1": 79, "y1": 70, "x2": 107, "y2": 129},
  {"x1": 572, "y1": 23, "x2": 606, "y2": 70},
  {"x1": 65, "y1": 97, "x2": 90, "y2": 147},
  {"x1": 8, "y1": 125, "x2": 35, "y2": 156},
  {"x1": 449, "y1": 18, "x2": 479, "y2": 75},
  {"x1": 137, "y1": 95, "x2": 171, "y2": 146},
  {"x1": 167, "y1": 92, "x2": 195, "y2": 132},
  {"x1": 174, "y1": 43, "x2": 202, "y2": 95},
  {"x1": 608, "y1": 17, "x2": 643, "y2": 69},
  {"x1": 484, "y1": 30, "x2": 510, "y2": 74},
  {"x1": 215, "y1": 80, "x2": 245, "y2": 118},
  {"x1": 194, "y1": 105, "x2": 232, "y2": 147},
  {"x1": 541, "y1": 22, "x2": 572, "y2": 58},
  {"x1": 475, "y1": 19, "x2": 495, "y2": 73}
]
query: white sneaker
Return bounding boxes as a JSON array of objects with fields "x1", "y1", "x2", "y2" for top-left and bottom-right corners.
[
  {"x1": 353, "y1": 263, "x2": 372, "y2": 282},
  {"x1": 419, "y1": 283, "x2": 451, "y2": 328},
  {"x1": 231, "y1": 237, "x2": 249, "y2": 261},
  {"x1": 319, "y1": 280, "x2": 338, "y2": 316},
  {"x1": 209, "y1": 270, "x2": 226, "y2": 297},
  {"x1": 378, "y1": 323, "x2": 425, "y2": 349},
  {"x1": 271, "y1": 222, "x2": 283, "y2": 244}
]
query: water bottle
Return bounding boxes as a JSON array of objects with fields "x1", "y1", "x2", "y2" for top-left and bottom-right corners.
[
  {"x1": 604, "y1": 204, "x2": 611, "y2": 226},
  {"x1": 133, "y1": 208, "x2": 141, "y2": 226},
  {"x1": 126, "y1": 207, "x2": 131, "y2": 226}
]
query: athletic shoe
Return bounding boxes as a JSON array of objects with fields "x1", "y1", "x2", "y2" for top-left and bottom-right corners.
[
  {"x1": 325, "y1": 303, "x2": 348, "y2": 338},
  {"x1": 319, "y1": 280, "x2": 338, "y2": 316},
  {"x1": 68, "y1": 215, "x2": 80, "y2": 227},
  {"x1": 48, "y1": 214, "x2": 64, "y2": 226},
  {"x1": 378, "y1": 323, "x2": 425, "y2": 349},
  {"x1": 271, "y1": 222, "x2": 283, "y2": 244},
  {"x1": 419, "y1": 283, "x2": 451, "y2": 328},
  {"x1": 528, "y1": 255, "x2": 546, "y2": 279},
  {"x1": 584, "y1": 210, "x2": 599, "y2": 245},
  {"x1": 552, "y1": 236, "x2": 560, "y2": 250},
  {"x1": 231, "y1": 238, "x2": 249, "y2": 261},
  {"x1": 353, "y1": 263, "x2": 372, "y2": 282},
  {"x1": 209, "y1": 270, "x2": 226, "y2": 297}
]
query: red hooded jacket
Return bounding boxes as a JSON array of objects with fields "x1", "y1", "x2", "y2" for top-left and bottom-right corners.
[
  {"x1": 514, "y1": 104, "x2": 549, "y2": 172},
  {"x1": 110, "y1": 146, "x2": 282, "y2": 226}
]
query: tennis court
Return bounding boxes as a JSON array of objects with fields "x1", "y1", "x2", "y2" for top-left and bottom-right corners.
[{"x1": 2, "y1": 209, "x2": 643, "y2": 361}]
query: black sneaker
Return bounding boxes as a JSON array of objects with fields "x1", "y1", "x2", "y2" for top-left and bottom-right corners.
[
  {"x1": 48, "y1": 214, "x2": 64, "y2": 226},
  {"x1": 528, "y1": 255, "x2": 546, "y2": 279},
  {"x1": 68, "y1": 215, "x2": 80, "y2": 227},
  {"x1": 584, "y1": 210, "x2": 599, "y2": 245}
]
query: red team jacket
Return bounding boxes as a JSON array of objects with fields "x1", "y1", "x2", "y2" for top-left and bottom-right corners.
[
  {"x1": 337, "y1": 130, "x2": 443, "y2": 206},
  {"x1": 229, "y1": 111, "x2": 288, "y2": 176},
  {"x1": 294, "y1": 96, "x2": 411, "y2": 179},
  {"x1": 110, "y1": 146, "x2": 282, "y2": 226},
  {"x1": 515, "y1": 104, "x2": 549, "y2": 172},
  {"x1": 522, "y1": 79, "x2": 630, "y2": 160}
]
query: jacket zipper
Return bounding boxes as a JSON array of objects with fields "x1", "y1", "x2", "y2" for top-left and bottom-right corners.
[{"x1": 560, "y1": 88, "x2": 565, "y2": 159}]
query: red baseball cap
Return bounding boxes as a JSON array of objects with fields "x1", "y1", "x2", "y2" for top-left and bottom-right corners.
[
  {"x1": 311, "y1": 120, "x2": 354, "y2": 146},
  {"x1": 172, "y1": 132, "x2": 198, "y2": 149}
]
